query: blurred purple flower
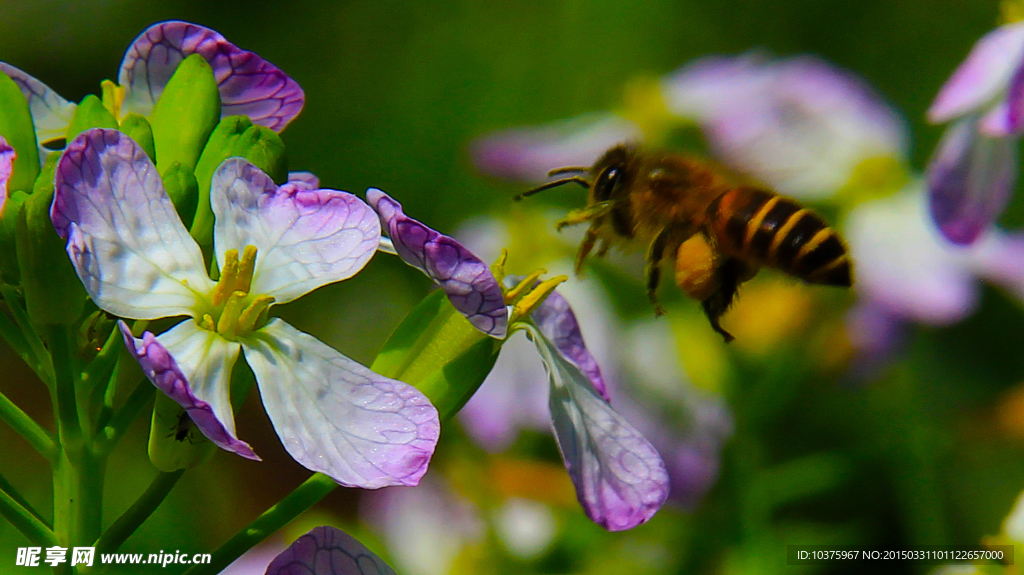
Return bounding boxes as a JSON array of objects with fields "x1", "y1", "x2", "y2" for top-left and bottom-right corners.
[
  {"x1": 473, "y1": 53, "x2": 906, "y2": 200},
  {"x1": 266, "y1": 526, "x2": 397, "y2": 575},
  {"x1": 926, "y1": 22, "x2": 1024, "y2": 245},
  {"x1": 0, "y1": 135, "x2": 13, "y2": 214},
  {"x1": 362, "y1": 477, "x2": 484, "y2": 575},
  {"x1": 53, "y1": 128, "x2": 439, "y2": 488},
  {"x1": 1, "y1": 20, "x2": 303, "y2": 152},
  {"x1": 367, "y1": 189, "x2": 508, "y2": 338},
  {"x1": 845, "y1": 181, "x2": 1024, "y2": 339}
]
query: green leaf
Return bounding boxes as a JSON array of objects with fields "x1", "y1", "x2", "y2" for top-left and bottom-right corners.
[
  {"x1": 150, "y1": 53, "x2": 221, "y2": 174},
  {"x1": 119, "y1": 113, "x2": 156, "y2": 162},
  {"x1": 65, "y1": 94, "x2": 118, "y2": 144},
  {"x1": 0, "y1": 190, "x2": 28, "y2": 283},
  {"x1": 372, "y1": 289, "x2": 502, "y2": 420},
  {"x1": 0, "y1": 70, "x2": 40, "y2": 193},
  {"x1": 162, "y1": 162, "x2": 199, "y2": 229},
  {"x1": 16, "y1": 152, "x2": 86, "y2": 326},
  {"x1": 190, "y1": 115, "x2": 253, "y2": 247}
]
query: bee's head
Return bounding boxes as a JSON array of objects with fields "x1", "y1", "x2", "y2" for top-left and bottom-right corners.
[
  {"x1": 588, "y1": 143, "x2": 639, "y2": 205},
  {"x1": 514, "y1": 142, "x2": 640, "y2": 203}
]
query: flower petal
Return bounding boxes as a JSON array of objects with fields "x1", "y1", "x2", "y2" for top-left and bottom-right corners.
[
  {"x1": 118, "y1": 321, "x2": 257, "y2": 460},
  {"x1": 0, "y1": 135, "x2": 13, "y2": 214},
  {"x1": 472, "y1": 112, "x2": 641, "y2": 182},
  {"x1": 524, "y1": 324, "x2": 669, "y2": 531},
  {"x1": 119, "y1": 21, "x2": 304, "y2": 131},
  {"x1": 212, "y1": 158, "x2": 380, "y2": 303},
  {"x1": 928, "y1": 22, "x2": 1024, "y2": 124},
  {"x1": 266, "y1": 526, "x2": 397, "y2": 575},
  {"x1": 847, "y1": 186, "x2": 979, "y2": 324},
  {"x1": 242, "y1": 319, "x2": 440, "y2": 488},
  {"x1": 530, "y1": 288, "x2": 609, "y2": 400},
  {"x1": 926, "y1": 117, "x2": 1016, "y2": 245},
  {"x1": 0, "y1": 62, "x2": 77, "y2": 148},
  {"x1": 366, "y1": 189, "x2": 507, "y2": 338},
  {"x1": 287, "y1": 171, "x2": 320, "y2": 190},
  {"x1": 52, "y1": 129, "x2": 212, "y2": 319}
]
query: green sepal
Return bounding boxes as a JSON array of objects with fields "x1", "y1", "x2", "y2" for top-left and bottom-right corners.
[
  {"x1": 190, "y1": 116, "x2": 287, "y2": 248},
  {"x1": 148, "y1": 394, "x2": 216, "y2": 472},
  {"x1": 65, "y1": 94, "x2": 118, "y2": 144},
  {"x1": 147, "y1": 349, "x2": 255, "y2": 471},
  {"x1": 15, "y1": 152, "x2": 86, "y2": 326},
  {"x1": 150, "y1": 53, "x2": 221, "y2": 174},
  {"x1": 162, "y1": 162, "x2": 199, "y2": 229},
  {"x1": 371, "y1": 289, "x2": 502, "y2": 420},
  {"x1": 0, "y1": 70, "x2": 40, "y2": 193},
  {"x1": 119, "y1": 113, "x2": 156, "y2": 162},
  {"x1": 0, "y1": 190, "x2": 28, "y2": 283}
]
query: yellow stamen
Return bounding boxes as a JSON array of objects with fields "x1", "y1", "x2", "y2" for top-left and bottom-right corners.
[
  {"x1": 490, "y1": 249, "x2": 509, "y2": 285},
  {"x1": 511, "y1": 275, "x2": 567, "y2": 323},
  {"x1": 236, "y1": 245, "x2": 258, "y2": 294},
  {"x1": 101, "y1": 80, "x2": 126, "y2": 120},
  {"x1": 237, "y1": 295, "x2": 276, "y2": 334},
  {"x1": 198, "y1": 314, "x2": 217, "y2": 332},
  {"x1": 504, "y1": 269, "x2": 547, "y2": 305},
  {"x1": 211, "y1": 249, "x2": 240, "y2": 307},
  {"x1": 217, "y1": 291, "x2": 248, "y2": 338}
]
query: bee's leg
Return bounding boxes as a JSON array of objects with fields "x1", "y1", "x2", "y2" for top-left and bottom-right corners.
[
  {"x1": 674, "y1": 232, "x2": 720, "y2": 301},
  {"x1": 699, "y1": 258, "x2": 757, "y2": 343},
  {"x1": 574, "y1": 228, "x2": 598, "y2": 276},
  {"x1": 555, "y1": 201, "x2": 614, "y2": 231},
  {"x1": 595, "y1": 238, "x2": 611, "y2": 258},
  {"x1": 645, "y1": 227, "x2": 677, "y2": 317}
]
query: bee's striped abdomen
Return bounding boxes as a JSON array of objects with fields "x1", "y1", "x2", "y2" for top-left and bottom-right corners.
[{"x1": 707, "y1": 187, "x2": 852, "y2": 287}]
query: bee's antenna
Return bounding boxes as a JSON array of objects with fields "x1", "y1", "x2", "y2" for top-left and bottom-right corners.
[
  {"x1": 547, "y1": 166, "x2": 589, "y2": 176},
  {"x1": 514, "y1": 176, "x2": 590, "y2": 201}
]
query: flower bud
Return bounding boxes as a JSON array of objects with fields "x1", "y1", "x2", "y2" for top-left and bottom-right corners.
[
  {"x1": 66, "y1": 94, "x2": 118, "y2": 144},
  {"x1": 0, "y1": 189, "x2": 27, "y2": 283},
  {"x1": 119, "y1": 113, "x2": 156, "y2": 162},
  {"x1": 0, "y1": 70, "x2": 39, "y2": 193},
  {"x1": 150, "y1": 53, "x2": 221, "y2": 174},
  {"x1": 161, "y1": 162, "x2": 199, "y2": 229}
]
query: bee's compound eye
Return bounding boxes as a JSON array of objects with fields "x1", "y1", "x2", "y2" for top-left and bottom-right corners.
[{"x1": 594, "y1": 166, "x2": 621, "y2": 202}]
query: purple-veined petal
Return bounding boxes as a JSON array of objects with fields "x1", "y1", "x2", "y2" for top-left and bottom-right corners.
[
  {"x1": 926, "y1": 117, "x2": 1016, "y2": 245},
  {"x1": 119, "y1": 21, "x2": 304, "y2": 131},
  {"x1": 265, "y1": 526, "x2": 396, "y2": 575},
  {"x1": 0, "y1": 62, "x2": 77, "y2": 147},
  {"x1": 531, "y1": 288, "x2": 609, "y2": 401},
  {"x1": 242, "y1": 319, "x2": 440, "y2": 489},
  {"x1": 118, "y1": 321, "x2": 258, "y2": 460},
  {"x1": 524, "y1": 323, "x2": 669, "y2": 531},
  {"x1": 472, "y1": 113, "x2": 641, "y2": 182},
  {"x1": 212, "y1": 158, "x2": 380, "y2": 304},
  {"x1": 288, "y1": 171, "x2": 320, "y2": 190},
  {"x1": 929, "y1": 22, "x2": 1024, "y2": 124},
  {"x1": 0, "y1": 136, "x2": 13, "y2": 214},
  {"x1": 367, "y1": 189, "x2": 507, "y2": 339},
  {"x1": 52, "y1": 129, "x2": 213, "y2": 319}
]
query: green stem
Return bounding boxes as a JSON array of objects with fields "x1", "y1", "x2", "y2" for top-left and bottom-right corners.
[
  {"x1": 47, "y1": 324, "x2": 82, "y2": 450},
  {"x1": 0, "y1": 477, "x2": 58, "y2": 547},
  {"x1": 0, "y1": 285, "x2": 53, "y2": 386},
  {"x1": 93, "y1": 470, "x2": 184, "y2": 555},
  {"x1": 180, "y1": 473, "x2": 337, "y2": 575},
  {"x1": 95, "y1": 380, "x2": 154, "y2": 455},
  {"x1": 0, "y1": 389, "x2": 57, "y2": 460},
  {"x1": 0, "y1": 470, "x2": 47, "y2": 526}
]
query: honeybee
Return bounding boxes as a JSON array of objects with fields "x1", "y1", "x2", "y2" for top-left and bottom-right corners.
[{"x1": 515, "y1": 144, "x2": 853, "y2": 341}]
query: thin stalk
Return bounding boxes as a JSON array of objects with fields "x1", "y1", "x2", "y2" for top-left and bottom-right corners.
[
  {"x1": 0, "y1": 285, "x2": 53, "y2": 387},
  {"x1": 95, "y1": 380, "x2": 154, "y2": 455},
  {"x1": 180, "y1": 473, "x2": 337, "y2": 575},
  {"x1": 0, "y1": 305, "x2": 36, "y2": 371},
  {"x1": 0, "y1": 389, "x2": 56, "y2": 460},
  {"x1": 93, "y1": 470, "x2": 184, "y2": 555},
  {"x1": 47, "y1": 324, "x2": 82, "y2": 451},
  {"x1": 0, "y1": 479, "x2": 58, "y2": 547},
  {"x1": 0, "y1": 471, "x2": 47, "y2": 526}
]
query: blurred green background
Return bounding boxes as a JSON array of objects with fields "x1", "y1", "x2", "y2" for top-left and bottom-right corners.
[{"x1": 3, "y1": 0, "x2": 1024, "y2": 573}]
